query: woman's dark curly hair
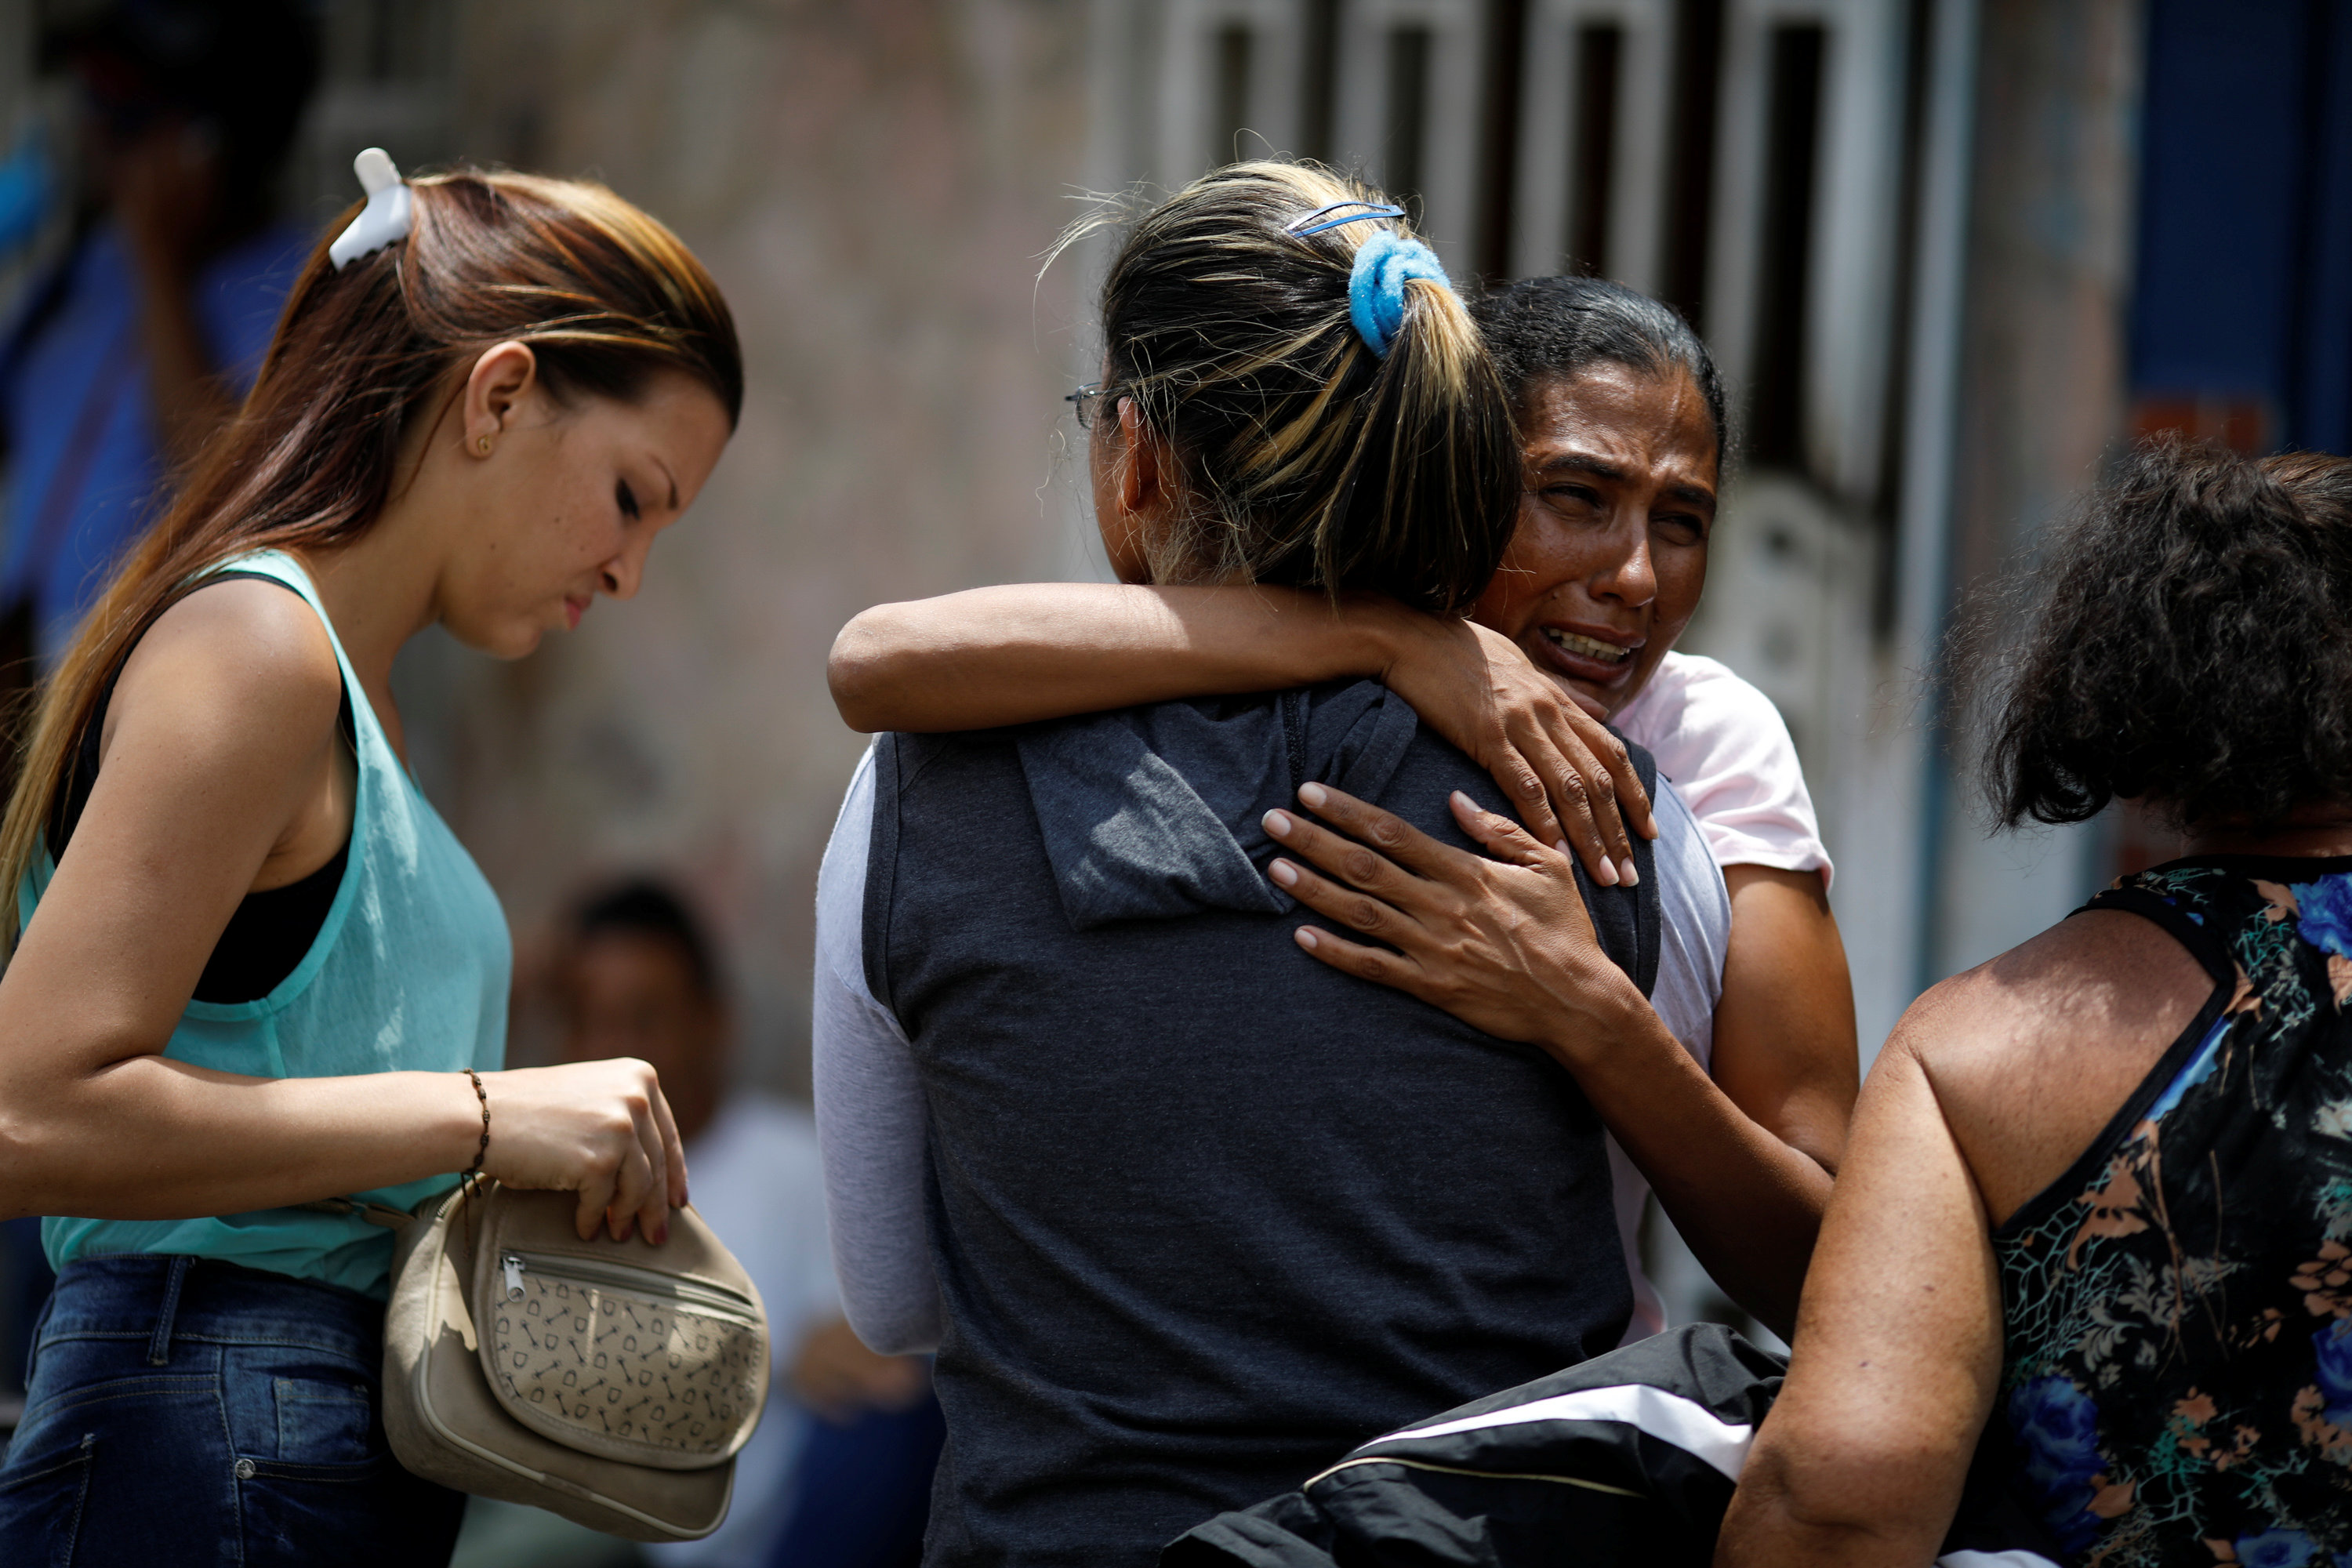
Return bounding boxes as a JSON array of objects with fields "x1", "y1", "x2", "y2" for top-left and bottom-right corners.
[{"x1": 1980, "y1": 437, "x2": 2352, "y2": 832}]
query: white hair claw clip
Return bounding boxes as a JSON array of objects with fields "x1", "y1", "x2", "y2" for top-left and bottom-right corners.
[{"x1": 328, "y1": 147, "x2": 412, "y2": 270}]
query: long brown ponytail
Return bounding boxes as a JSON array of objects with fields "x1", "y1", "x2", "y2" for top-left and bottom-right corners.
[{"x1": 0, "y1": 169, "x2": 742, "y2": 947}]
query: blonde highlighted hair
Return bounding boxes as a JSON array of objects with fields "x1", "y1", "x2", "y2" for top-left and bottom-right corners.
[{"x1": 1074, "y1": 161, "x2": 1517, "y2": 612}]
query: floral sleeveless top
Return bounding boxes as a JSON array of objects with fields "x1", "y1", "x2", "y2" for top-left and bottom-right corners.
[{"x1": 1992, "y1": 858, "x2": 2352, "y2": 1567}]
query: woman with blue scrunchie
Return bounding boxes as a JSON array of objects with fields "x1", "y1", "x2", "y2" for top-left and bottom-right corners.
[{"x1": 812, "y1": 162, "x2": 1744, "y2": 1568}]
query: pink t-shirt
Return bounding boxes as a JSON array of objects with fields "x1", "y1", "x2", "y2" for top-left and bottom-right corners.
[
  {"x1": 1602, "y1": 650, "x2": 1830, "y2": 1342},
  {"x1": 1612, "y1": 651, "x2": 1832, "y2": 888}
]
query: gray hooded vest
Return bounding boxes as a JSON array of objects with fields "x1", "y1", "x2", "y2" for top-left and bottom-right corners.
[{"x1": 863, "y1": 679, "x2": 1661, "y2": 1568}]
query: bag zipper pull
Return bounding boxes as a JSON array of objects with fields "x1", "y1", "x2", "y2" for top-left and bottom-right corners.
[{"x1": 501, "y1": 1253, "x2": 526, "y2": 1300}]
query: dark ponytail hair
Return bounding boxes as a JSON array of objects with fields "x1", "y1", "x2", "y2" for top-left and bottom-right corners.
[
  {"x1": 1472, "y1": 275, "x2": 1727, "y2": 470},
  {"x1": 0, "y1": 169, "x2": 742, "y2": 945},
  {"x1": 1075, "y1": 161, "x2": 1519, "y2": 615},
  {"x1": 1978, "y1": 437, "x2": 2352, "y2": 833}
]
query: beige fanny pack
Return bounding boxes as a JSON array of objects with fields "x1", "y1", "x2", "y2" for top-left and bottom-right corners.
[{"x1": 339, "y1": 1180, "x2": 770, "y2": 1541}]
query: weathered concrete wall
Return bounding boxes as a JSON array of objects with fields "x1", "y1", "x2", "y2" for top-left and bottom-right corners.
[
  {"x1": 1951, "y1": 0, "x2": 2140, "y2": 596},
  {"x1": 1927, "y1": 0, "x2": 2142, "y2": 979},
  {"x1": 375, "y1": 0, "x2": 2148, "y2": 1083},
  {"x1": 396, "y1": 1, "x2": 1095, "y2": 1088}
]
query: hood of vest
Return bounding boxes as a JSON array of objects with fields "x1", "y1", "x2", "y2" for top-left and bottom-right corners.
[{"x1": 1013, "y1": 681, "x2": 1421, "y2": 931}]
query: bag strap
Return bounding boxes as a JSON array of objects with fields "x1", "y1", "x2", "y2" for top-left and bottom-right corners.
[{"x1": 298, "y1": 1196, "x2": 423, "y2": 1232}]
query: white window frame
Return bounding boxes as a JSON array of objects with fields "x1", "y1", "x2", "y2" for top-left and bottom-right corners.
[
  {"x1": 1332, "y1": 0, "x2": 1486, "y2": 267},
  {"x1": 1704, "y1": 0, "x2": 1909, "y2": 501},
  {"x1": 1155, "y1": 0, "x2": 1309, "y2": 176},
  {"x1": 1508, "y1": 0, "x2": 1676, "y2": 289}
]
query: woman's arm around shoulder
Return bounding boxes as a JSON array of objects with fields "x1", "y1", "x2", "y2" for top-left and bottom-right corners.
[
  {"x1": 831, "y1": 582, "x2": 1654, "y2": 885},
  {"x1": 829, "y1": 583, "x2": 1399, "y2": 735}
]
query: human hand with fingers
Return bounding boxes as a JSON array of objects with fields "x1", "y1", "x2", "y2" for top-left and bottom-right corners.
[
  {"x1": 1266, "y1": 779, "x2": 1836, "y2": 1335},
  {"x1": 1261, "y1": 779, "x2": 1650, "y2": 1062},
  {"x1": 826, "y1": 583, "x2": 1657, "y2": 892},
  {"x1": 1381, "y1": 615, "x2": 1655, "y2": 889},
  {"x1": 477, "y1": 1058, "x2": 691, "y2": 1245}
]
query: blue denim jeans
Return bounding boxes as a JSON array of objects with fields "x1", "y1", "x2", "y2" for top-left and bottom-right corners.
[{"x1": 0, "y1": 1254, "x2": 466, "y2": 1566}]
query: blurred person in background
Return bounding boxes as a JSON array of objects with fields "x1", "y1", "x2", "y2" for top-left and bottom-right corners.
[
  {"x1": 2, "y1": 0, "x2": 320, "y2": 666},
  {"x1": 557, "y1": 880, "x2": 942, "y2": 1568},
  {"x1": 0, "y1": 0, "x2": 320, "y2": 1412},
  {"x1": 459, "y1": 878, "x2": 939, "y2": 1568}
]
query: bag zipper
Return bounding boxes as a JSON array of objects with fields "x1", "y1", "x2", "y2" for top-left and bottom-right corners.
[{"x1": 497, "y1": 1250, "x2": 760, "y2": 1326}]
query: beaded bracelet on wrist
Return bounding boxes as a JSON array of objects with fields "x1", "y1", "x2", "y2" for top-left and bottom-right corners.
[{"x1": 462, "y1": 1069, "x2": 490, "y2": 1184}]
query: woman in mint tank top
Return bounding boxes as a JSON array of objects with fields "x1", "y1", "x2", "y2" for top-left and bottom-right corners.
[{"x1": 0, "y1": 161, "x2": 741, "y2": 1567}]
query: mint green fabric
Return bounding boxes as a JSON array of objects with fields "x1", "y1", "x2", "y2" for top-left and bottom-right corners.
[{"x1": 24, "y1": 550, "x2": 510, "y2": 1299}]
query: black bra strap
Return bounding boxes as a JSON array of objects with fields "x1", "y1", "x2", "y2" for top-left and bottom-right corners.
[{"x1": 49, "y1": 570, "x2": 353, "y2": 853}]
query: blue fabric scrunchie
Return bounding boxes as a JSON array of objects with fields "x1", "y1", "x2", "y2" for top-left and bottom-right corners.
[{"x1": 1348, "y1": 230, "x2": 1454, "y2": 358}]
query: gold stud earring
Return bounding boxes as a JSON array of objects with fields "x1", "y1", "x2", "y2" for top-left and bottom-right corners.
[{"x1": 477, "y1": 435, "x2": 492, "y2": 454}]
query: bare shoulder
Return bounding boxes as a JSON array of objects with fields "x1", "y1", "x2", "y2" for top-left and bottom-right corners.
[
  {"x1": 1904, "y1": 910, "x2": 2212, "y2": 1073},
  {"x1": 1899, "y1": 909, "x2": 2218, "y2": 1223},
  {"x1": 110, "y1": 577, "x2": 342, "y2": 753}
]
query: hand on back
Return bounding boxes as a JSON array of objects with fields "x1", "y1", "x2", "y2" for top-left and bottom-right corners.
[{"x1": 1260, "y1": 781, "x2": 1643, "y2": 1054}]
